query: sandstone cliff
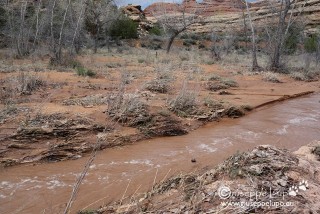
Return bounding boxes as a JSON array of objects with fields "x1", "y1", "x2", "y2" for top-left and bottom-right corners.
[{"x1": 141, "y1": 0, "x2": 320, "y2": 35}]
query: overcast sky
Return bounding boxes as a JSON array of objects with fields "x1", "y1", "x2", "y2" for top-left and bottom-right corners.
[{"x1": 115, "y1": 0, "x2": 183, "y2": 9}]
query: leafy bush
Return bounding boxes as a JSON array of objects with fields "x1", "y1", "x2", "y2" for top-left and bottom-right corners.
[
  {"x1": 284, "y1": 25, "x2": 302, "y2": 55},
  {"x1": 198, "y1": 43, "x2": 205, "y2": 49},
  {"x1": 304, "y1": 34, "x2": 318, "y2": 53},
  {"x1": 0, "y1": 7, "x2": 7, "y2": 30},
  {"x1": 181, "y1": 33, "x2": 200, "y2": 40},
  {"x1": 110, "y1": 18, "x2": 138, "y2": 40},
  {"x1": 183, "y1": 39, "x2": 197, "y2": 47},
  {"x1": 142, "y1": 42, "x2": 162, "y2": 50},
  {"x1": 138, "y1": 58, "x2": 145, "y2": 63},
  {"x1": 75, "y1": 66, "x2": 96, "y2": 77},
  {"x1": 149, "y1": 25, "x2": 163, "y2": 36}
]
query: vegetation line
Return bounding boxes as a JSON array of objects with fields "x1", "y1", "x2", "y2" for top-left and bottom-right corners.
[{"x1": 254, "y1": 91, "x2": 315, "y2": 109}]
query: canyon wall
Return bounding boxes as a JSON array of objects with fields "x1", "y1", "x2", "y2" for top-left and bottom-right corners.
[{"x1": 140, "y1": 0, "x2": 320, "y2": 34}]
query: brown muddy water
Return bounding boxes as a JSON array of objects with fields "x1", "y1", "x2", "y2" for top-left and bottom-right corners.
[{"x1": 1, "y1": 93, "x2": 320, "y2": 214}]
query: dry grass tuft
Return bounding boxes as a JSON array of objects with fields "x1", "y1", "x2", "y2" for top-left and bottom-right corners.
[
  {"x1": 0, "y1": 72, "x2": 47, "y2": 103},
  {"x1": 168, "y1": 85, "x2": 198, "y2": 117},
  {"x1": 263, "y1": 72, "x2": 281, "y2": 83},
  {"x1": 107, "y1": 90, "x2": 151, "y2": 127},
  {"x1": 145, "y1": 79, "x2": 171, "y2": 93}
]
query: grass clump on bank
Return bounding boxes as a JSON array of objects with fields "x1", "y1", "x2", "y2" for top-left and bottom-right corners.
[
  {"x1": 75, "y1": 66, "x2": 96, "y2": 77},
  {"x1": 168, "y1": 87, "x2": 198, "y2": 117},
  {"x1": 145, "y1": 79, "x2": 171, "y2": 93},
  {"x1": 263, "y1": 72, "x2": 281, "y2": 83},
  {"x1": 206, "y1": 76, "x2": 238, "y2": 92}
]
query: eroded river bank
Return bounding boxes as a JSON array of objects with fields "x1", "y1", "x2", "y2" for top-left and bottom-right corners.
[{"x1": 1, "y1": 93, "x2": 320, "y2": 214}]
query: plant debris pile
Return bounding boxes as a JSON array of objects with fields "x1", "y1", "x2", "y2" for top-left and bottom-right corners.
[{"x1": 95, "y1": 142, "x2": 320, "y2": 214}]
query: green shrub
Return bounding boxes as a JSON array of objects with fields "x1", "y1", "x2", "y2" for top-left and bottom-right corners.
[
  {"x1": 207, "y1": 74, "x2": 222, "y2": 81},
  {"x1": 110, "y1": 18, "x2": 138, "y2": 39},
  {"x1": 0, "y1": 7, "x2": 7, "y2": 30},
  {"x1": 283, "y1": 25, "x2": 302, "y2": 54},
  {"x1": 149, "y1": 25, "x2": 163, "y2": 36},
  {"x1": 198, "y1": 43, "x2": 205, "y2": 49},
  {"x1": 76, "y1": 66, "x2": 96, "y2": 77},
  {"x1": 138, "y1": 58, "x2": 145, "y2": 63},
  {"x1": 304, "y1": 34, "x2": 318, "y2": 53},
  {"x1": 181, "y1": 33, "x2": 207, "y2": 41},
  {"x1": 141, "y1": 36, "x2": 162, "y2": 50},
  {"x1": 220, "y1": 78, "x2": 239, "y2": 87},
  {"x1": 183, "y1": 39, "x2": 197, "y2": 47}
]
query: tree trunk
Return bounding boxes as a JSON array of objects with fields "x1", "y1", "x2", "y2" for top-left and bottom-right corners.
[
  {"x1": 32, "y1": 0, "x2": 42, "y2": 51},
  {"x1": 166, "y1": 27, "x2": 187, "y2": 54},
  {"x1": 316, "y1": 37, "x2": 320, "y2": 66},
  {"x1": 166, "y1": 32, "x2": 179, "y2": 54},
  {"x1": 71, "y1": 0, "x2": 86, "y2": 54},
  {"x1": 93, "y1": 26, "x2": 100, "y2": 53},
  {"x1": 55, "y1": 0, "x2": 72, "y2": 63},
  {"x1": 241, "y1": 9, "x2": 248, "y2": 51},
  {"x1": 93, "y1": 36, "x2": 98, "y2": 54},
  {"x1": 269, "y1": 0, "x2": 291, "y2": 71},
  {"x1": 245, "y1": 0, "x2": 261, "y2": 71},
  {"x1": 50, "y1": 0, "x2": 57, "y2": 54},
  {"x1": 106, "y1": 36, "x2": 111, "y2": 52},
  {"x1": 17, "y1": 1, "x2": 28, "y2": 57}
]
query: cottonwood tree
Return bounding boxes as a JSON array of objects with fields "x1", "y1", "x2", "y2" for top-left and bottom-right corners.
[
  {"x1": 210, "y1": 33, "x2": 223, "y2": 61},
  {"x1": 304, "y1": 33, "x2": 319, "y2": 68},
  {"x1": 150, "y1": 1, "x2": 205, "y2": 53},
  {"x1": 244, "y1": 0, "x2": 261, "y2": 71},
  {"x1": 4, "y1": 1, "x2": 36, "y2": 56},
  {"x1": 316, "y1": 33, "x2": 320, "y2": 65},
  {"x1": 84, "y1": 0, "x2": 118, "y2": 53},
  {"x1": 269, "y1": 0, "x2": 292, "y2": 70},
  {"x1": 48, "y1": 0, "x2": 74, "y2": 64},
  {"x1": 262, "y1": 0, "x2": 307, "y2": 71},
  {"x1": 71, "y1": 0, "x2": 87, "y2": 54}
]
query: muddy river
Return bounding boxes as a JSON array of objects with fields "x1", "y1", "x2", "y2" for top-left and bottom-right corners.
[{"x1": 1, "y1": 93, "x2": 320, "y2": 214}]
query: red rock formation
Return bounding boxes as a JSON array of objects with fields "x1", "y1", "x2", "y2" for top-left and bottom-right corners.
[
  {"x1": 121, "y1": 5, "x2": 145, "y2": 21},
  {"x1": 142, "y1": 0, "x2": 320, "y2": 34},
  {"x1": 144, "y1": 2, "x2": 180, "y2": 16},
  {"x1": 144, "y1": 0, "x2": 245, "y2": 17}
]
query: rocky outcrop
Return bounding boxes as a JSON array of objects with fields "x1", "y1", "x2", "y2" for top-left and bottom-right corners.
[
  {"x1": 144, "y1": 0, "x2": 245, "y2": 17},
  {"x1": 121, "y1": 5, "x2": 145, "y2": 22},
  {"x1": 121, "y1": 5, "x2": 153, "y2": 37}
]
